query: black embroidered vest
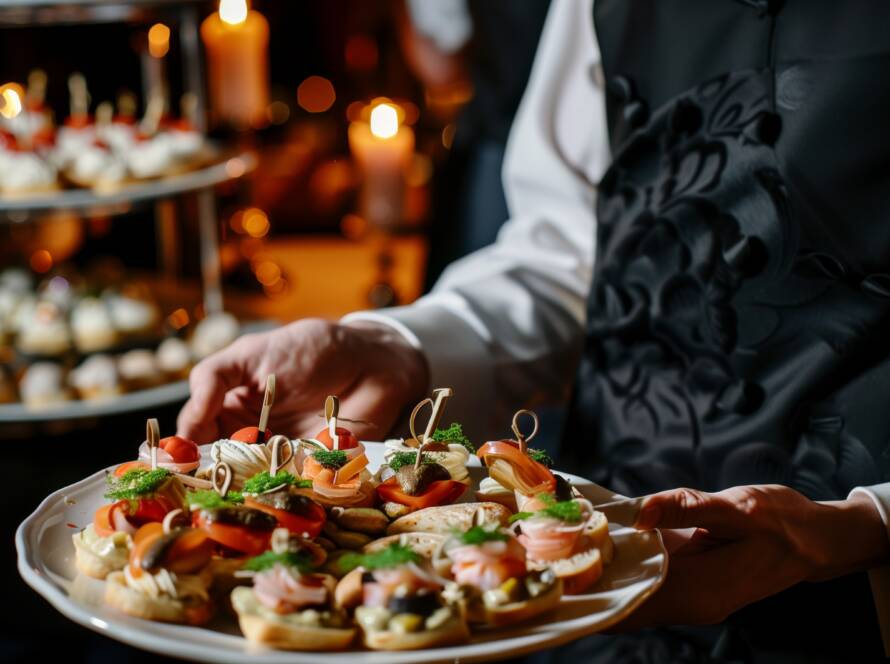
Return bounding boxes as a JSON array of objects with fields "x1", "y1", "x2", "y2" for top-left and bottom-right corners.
[{"x1": 565, "y1": 0, "x2": 890, "y2": 503}]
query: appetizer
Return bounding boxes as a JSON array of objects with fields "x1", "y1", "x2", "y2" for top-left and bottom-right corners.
[
  {"x1": 376, "y1": 390, "x2": 468, "y2": 516},
  {"x1": 477, "y1": 410, "x2": 571, "y2": 511},
  {"x1": 510, "y1": 495, "x2": 609, "y2": 594},
  {"x1": 74, "y1": 464, "x2": 185, "y2": 579},
  {"x1": 386, "y1": 502, "x2": 512, "y2": 536},
  {"x1": 241, "y1": 436, "x2": 327, "y2": 538},
  {"x1": 231, "y1": 528, "x2": 355, "y2": 651},
  {"x1": 383, "y1": 389, "x2": 474, "y2": 487},
  {"x1": 104, "y1": 510, "x2": 216, "y2": 625},
  {"x1": 437, "y1": 519, "x2": 562, "y2": 627},
  {"x1": 206, "y1": 375, "x2": 281, "y2": 489},
  {"x1": 337, "y1": 542, "x2": 469, "y2": 650},
  {"x1": 191, "y1": 461, "x2": 278, "y2": 557},
  {"x1": 296, "y1": 396, "x2": 375, "y2": 508},
  {"x1": 19, "y1": 361, "x2": 70, "y2": 408},
  {"x1": 69, "y1": 354, "x2": 122, "y2": 401}
]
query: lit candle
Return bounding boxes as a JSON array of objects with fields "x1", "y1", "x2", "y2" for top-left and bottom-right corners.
[
  {"x1": 201, "y1": 0, "x2": 269, "y2": 129},
  {"x1": 348, "y1": 101, "x2": 415, "y2": 229}
]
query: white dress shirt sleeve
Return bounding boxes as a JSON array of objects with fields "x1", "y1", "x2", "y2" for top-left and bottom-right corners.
[
  {"x1": 343, "y1": 0, "x2": 609, "y2": 442},
  {"x1": 849, "y1": 485, "x2": 890, "y2": 655}
]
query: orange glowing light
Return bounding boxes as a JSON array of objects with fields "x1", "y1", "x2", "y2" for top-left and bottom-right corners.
[
  {"x1": 340, "y1": 213, "x2": 368, "y2": 240},
  {"x1": 344, "y1": 35, "x2": 378, "y2": 72},
  {"x1": 30, "y1": 249, "x2": 53, "y2": 273},
  {"x1": 266, "y1": 100, "x2": 290, "y2": 125},
  {"x1": 370, "y1": 103, "x2": 399, "y2": 139},
  {"x1": 219, "y1": 0, "x2": 247, "y2": 25},
  {"x1": 406, "y1": 154, "x2": 433, "y2": 187},
  {"x1": 166, "y1": 308, "x2": 190, "y2": 330},
  {"x1": 442, "y1": 123, "x2": 456, "y2": 149},
  {"x1": 254, "y1": 260, "x2": 281, "y2": 286},
  {"x1": 297, "y1": 76, "x2": 336, "y2": 114},
  {"x1": 148, "y1": 23, "x2": 171, "y2": 58},
  {"x1": 0, "y1": 83, "x2": 24, "y2": 119},
  {"x1": 345, "y1": 101, "x2": 364, "y2": 123},
  {"x1": 242, "y1": 207, "x2": 269, "y2": 237}
]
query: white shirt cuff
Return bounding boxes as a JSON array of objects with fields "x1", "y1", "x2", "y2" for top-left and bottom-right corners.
[
  {"x1": 849, "y1": 484, "x2": 890, "y2": 656},
  {"x1": 341, "y1": 304, "x2": 497, "y2": 443}
]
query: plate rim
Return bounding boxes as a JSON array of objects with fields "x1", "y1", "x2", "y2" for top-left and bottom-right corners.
[{"x1": 16, "y1": 443, "x2": 668, "y2": 663}]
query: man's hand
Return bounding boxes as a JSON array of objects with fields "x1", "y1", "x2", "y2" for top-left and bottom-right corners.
[
  {"x1": 615, "y1": 484, "x2": 890, "y2": 629},
  {"x1": 176, "y1": 319, "x2": 429, "y2": 443}
]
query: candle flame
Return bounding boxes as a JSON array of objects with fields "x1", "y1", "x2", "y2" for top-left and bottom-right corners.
[
  {"x1": 370, "y1": 103, "x2": 399, "y2": 139},
  {"x1": 219, "y1": 0, "x2": 248, "y2": 25},
  {"x1": 0, "y1": 85, "x2": 23, "y2": 119}
]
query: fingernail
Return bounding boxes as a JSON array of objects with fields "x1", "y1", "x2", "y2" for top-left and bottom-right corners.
[{"x1": 636, "y1": 501, "x2": 661, "y2": 529}]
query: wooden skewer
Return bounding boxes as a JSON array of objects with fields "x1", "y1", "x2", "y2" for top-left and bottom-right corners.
[
  {"x1": 26, "y1": 69, "x2": 47, "y2": 108},
  {"x1": 68, "y1": 72, "x2": 89, "y2": 119},
  {"x1": 511, "y1": 409, "x2": 539, "y2": 455},
  {"x1": 421, "y1": 387, "x2": 453, "y2": 445},
  {"x1": 257, "y1": 374, "x2": 276, "y2": 443},
  {"x1": 325, "y1": 395, "x2": 340, "y2": 450},
  {"x1": 146, "y1": 418, "x2": 160, "y2": 471},
  {"x1": 162, "y1": 509, "x2": 184, "y2": 534},
  {"x1": 212, "y1": 461, "x2": 233, "y2": 498},
  {"x1": 268, "y1": 434, "x2": 294, "y2": 476},
  {"x1": 95, "y1": 101, "x2": 113, "y2": 128},
  {"x1": 408, "y1": 398, "x2": 433, "y2": 445}
]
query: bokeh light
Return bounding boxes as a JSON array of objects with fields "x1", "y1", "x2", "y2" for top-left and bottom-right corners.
[
  {"x1": 297, "y1": 76, "x2": 336, "y2": 113},
  {"x1": 30, "y1": 249, "x2": 53, "y2": 273},
  {"x1": 219, "y1": 0, "x2": 247, "y2": 25},
  {"x1": 370, "y1": 103, "x2": 399, "y2": 139},
  {"x1": 148, "y1": 23, "x2": 170, "y2": 58}
]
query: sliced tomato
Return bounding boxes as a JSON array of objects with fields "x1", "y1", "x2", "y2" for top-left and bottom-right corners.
[
  {"x1": 93, "y1": 503, "x2": 120, "y2": 538},
  {"x1": 376, "y1": 477, "x2": 467, "y2": 511},
  {"x1": 244, "y1": 497, "x2": 326, "y2": 538},
  {"x1": 165, "y1": 529, "x2": 214, "y2": 574},
  {"x1": 129, "y1": 496, "x2": 177, "y2": 525},
  {"x1": 315, "y1": 426, "x2": 359, "y2": 450},
  {"x1": 113, "y1": 461, "x2": 151, "y2": 477},
  {"x1": 230, "y1": 426, "x2": 272, "y2": 443},
  {"x1": 160, "y1": 435, "x2": 199, "y2": 463},
  {"x1": 193, "y1": 512, "x2": 272, "y2": 556},
  {"x1": 477, "y1": 440, "x2": 556, "y2": 496}
]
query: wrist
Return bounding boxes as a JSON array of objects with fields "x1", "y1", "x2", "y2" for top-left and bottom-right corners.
[{"x1": 808, "y1": 494, "x2": 890, "y2": 580}]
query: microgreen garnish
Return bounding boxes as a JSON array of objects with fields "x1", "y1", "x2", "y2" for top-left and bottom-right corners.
[
  {"x1": 431, "y1": 422, "x2": 475, "y2": 453},
  {"x1": 186, "y1": 489, "x2": 244, "y2": 510},
  {"x1": 339, "y1": 543, "x2": 420, "y2": 572},
  {"x1": 242, "y1": 470, "x2": 300, "y2": 494},
  {"x1": 311, "y1": 449, "x2": 348, "y2": 469},
  {"x1": 104, "y1": 469, "x2": 171, "y2": 501},
  {"x1": 455, "y1": 525, "x2": 509, "y2": 545},
  {"x1": 243, "y1": 550, "x2": 314, "y2": 573},
  {"x1": 528, "y1": 448, "x2": 554, "y2": 468},
  {"x1": 387, "y1": 450, "x2": 441, "y2": 472},
  {"x1": 509, "y1": 495, "x2": 584, "y2": 524}
]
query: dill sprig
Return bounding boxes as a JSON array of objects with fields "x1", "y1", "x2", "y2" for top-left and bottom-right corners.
[
  {"x1": 186, "y1": 489, "x2": 244, "y2": 510},
  {"x1": 431, "y1": 422, "x2": 475, "y2": 453},
  {"x1": 387, "y1": 450, "x2": 441, "y2": 472},
  {"x1": 510, "y1": 495, "x2": 584, "y2": 524},
  {"x1": 311, "y1": 449, "x2": 348, "y2": 469},
  {"x1": 339, "y1": 543, "x2": 420, "y2": 572},
  {"x1": 242, "y1": 470, "x2": 301, "y2": 494},
  {"x1": 455, "y1": 524, "x2": 509, "y2": 545},
  {"x1": 243, "y1": 550, "x2": 314, "y2": 573},
  {"x1": 104, "y1": 469, "x2": 171, "y2": 501},
  {"x1": 527, "y1": 448, "x2": 554, "y2": 468}
]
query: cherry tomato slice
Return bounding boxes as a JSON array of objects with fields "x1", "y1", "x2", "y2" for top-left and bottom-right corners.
[
  {"x1": 113, "y1": 461, "x2": 151, "y2": 477},
  {"x1": 230, "y1": 426, "x2": 273, "y2": 443},
  {"x1": 160, "y1": 435, "x2": 199, "y2": 463},
  {"x1": 244, "y1": 497, "x2": 326, "y2": 538},
  {"x1": 376, "y1": 478, "x2": 467, "y2": 511},
  {"x1": 129, "y1": 496, "x2": 177, "y2": 525},
  {"x1": 315, "y1": 426, "x2": 359, "y2": 450},
  {"x1": 194, "y1": 512, "x2": 272, "y2": 556}
]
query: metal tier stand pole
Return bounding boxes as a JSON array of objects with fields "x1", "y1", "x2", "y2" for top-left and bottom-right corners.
[
  {"x1": 197, "y1": 186, "x2": 223, "y2": 314},
  {"x1": 181, "y1": 4, "x2": 221, "y2": 315}
]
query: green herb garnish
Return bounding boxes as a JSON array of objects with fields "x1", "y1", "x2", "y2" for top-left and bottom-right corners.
[
  {"x1": 528, "y1": 448, "x2": 554, "y2": 468},
  {"x1": 104, "y1": 469, "x2": 171, "y2": 501},
  {"x1": 509, "y1": 495, "x2": 583, "y2": 524},
  {"x1": 243, "y1": 550, "x2": 314, "y2": 573},
  {"x1": 311, "y1": 449, "x2": 348, "y2": 469},
  {"x1": 455, "y1": 525, "x2": 509, "y2": 545},
  {"x1": 243, "y1": 470, "x2": 298, "y2": 494},
  {"x1": 387, "y1": 450, "x2": 441, "y2": 472},
  {"x1": 339, "y1": 543, "x2": 420, "y2": 572},
  {"x1": 431, "y1": 422, "x2": 475, "y2": 453},
  {"x1": 186, "y1": 489, "x2": 244, "y2": 510}
]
